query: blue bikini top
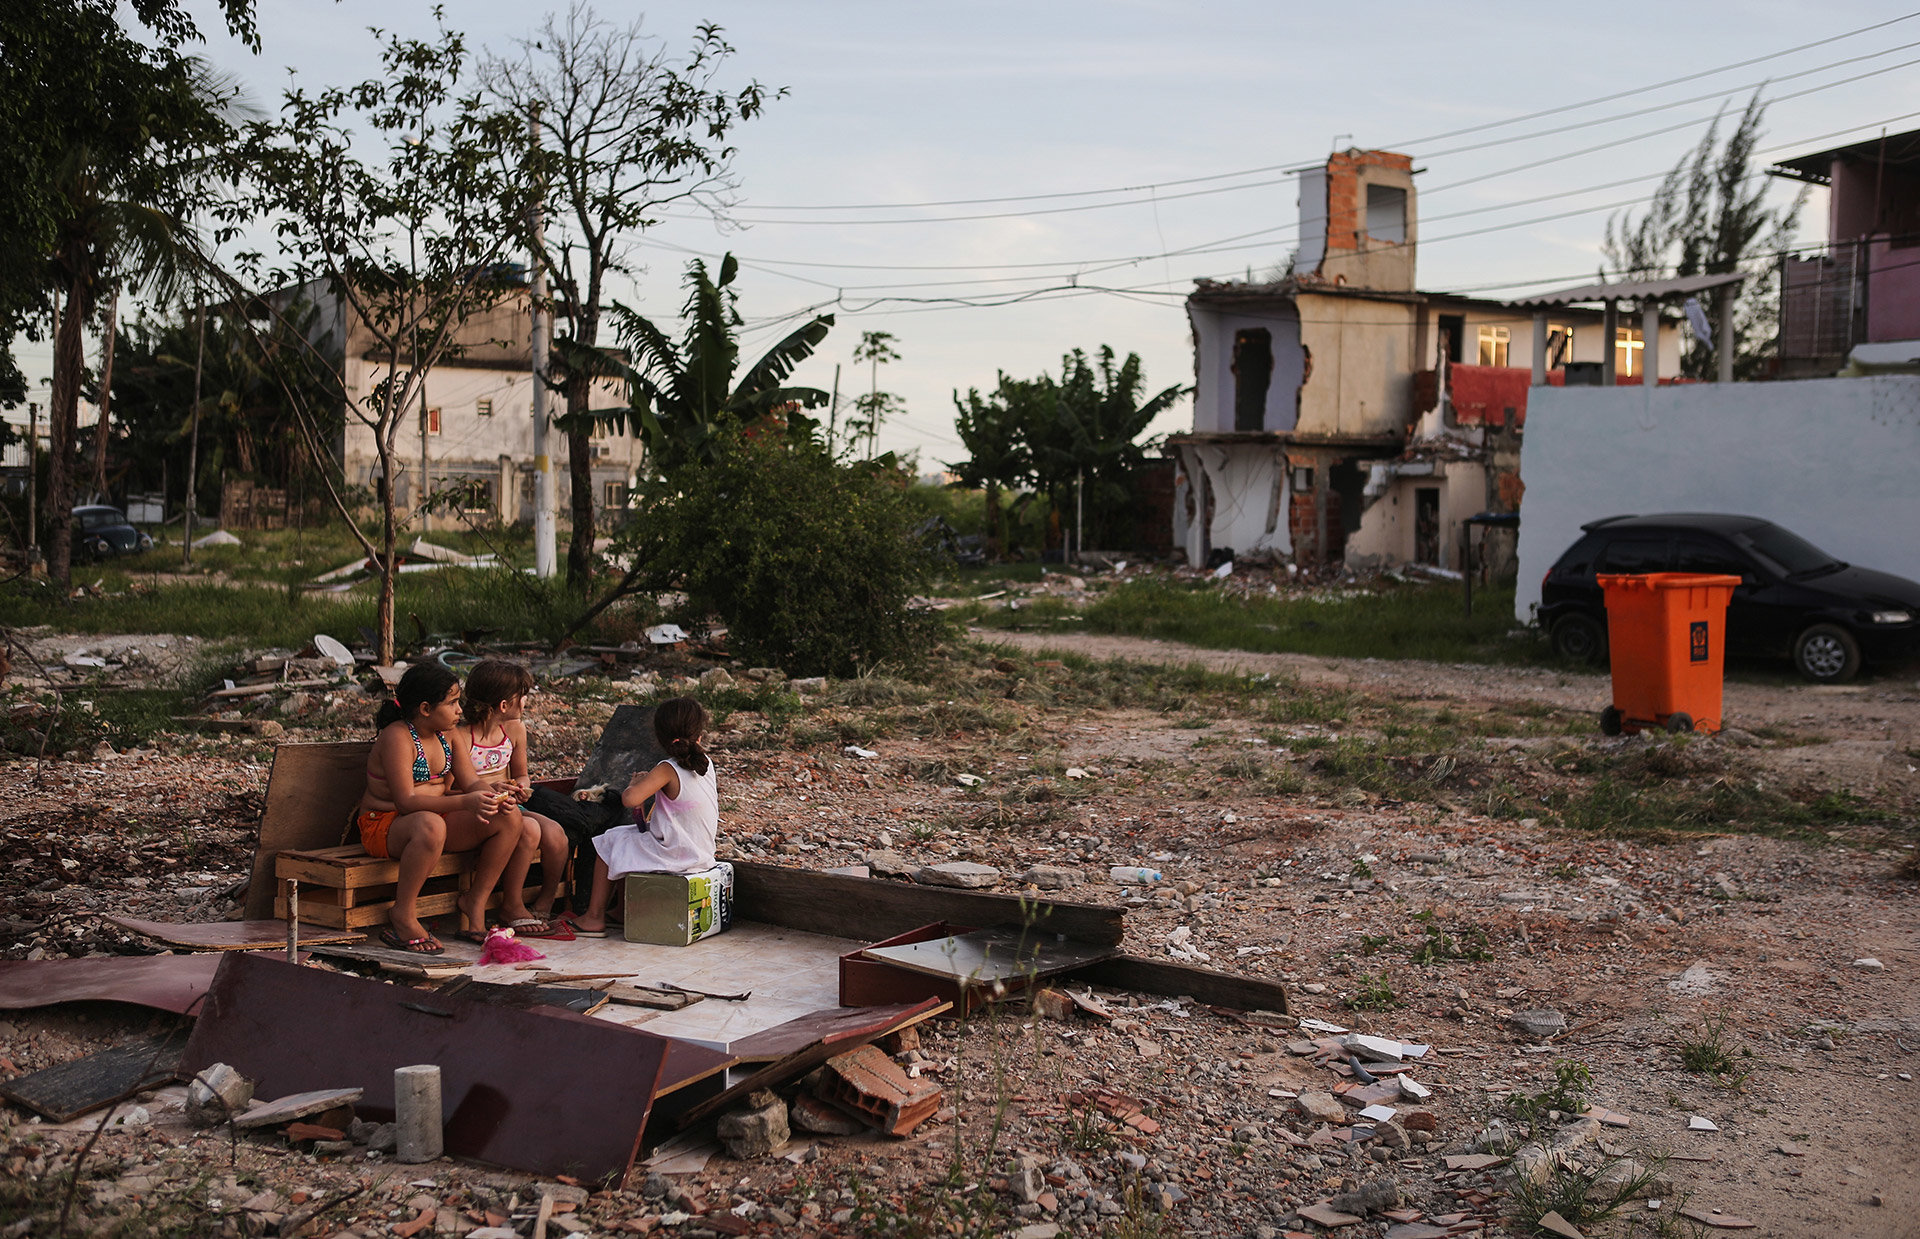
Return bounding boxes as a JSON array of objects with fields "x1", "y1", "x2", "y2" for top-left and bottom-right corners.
[{"x1": 407, "y1": 722, "x2": 453, "y2": 783}]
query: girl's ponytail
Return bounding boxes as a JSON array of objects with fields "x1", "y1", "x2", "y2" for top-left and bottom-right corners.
[{"x1": 654, "y1": 696, "x2": 711, "y2": 776}]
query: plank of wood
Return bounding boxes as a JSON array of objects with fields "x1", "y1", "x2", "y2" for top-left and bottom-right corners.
[
  {"x1": 104, "y1": 917, "x2": 364, "y2": 952},
  {"x1": 276, "y1": 882, "x2": 548, "y2": 930},
  {"x1": 676, "y1": 999, "x2": 950, "y2": 1129},
  {"x1": 0, "y1": 954, "x2": 226, "y2": 1015},
  {"x1": 234, "y1": 1087, "x2": 366, "y2": 1129},
  {"x1": 304, "y1": 944, "x2": 470, "y2": 978},
  {"x1": 602, "y1": 988, "x2": 698, "y2": 1011},
  {"x1": 731, "y1": 860, "x2": 1124, "y2": 947},
  {"x1": 0, "y1": 1034, "x2": 185, "y2": 1122},
  {"x1": 244, "y1": 742, "x2": 375, "y2": 919},
  {"x1": 275, "y1": 851, "x2": 468, "y2": 889},
  {"x1": 1069, "y1": 954, "x2": 1291, "y2": 1013}
]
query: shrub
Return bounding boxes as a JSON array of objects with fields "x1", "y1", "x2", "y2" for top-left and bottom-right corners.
[{"x1": 614, "y1": 433, "x2": 944, "y2": 676}]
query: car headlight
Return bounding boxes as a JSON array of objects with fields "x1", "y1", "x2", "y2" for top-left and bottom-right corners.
[{"x1": 1868, "y1": 611, "x2": 1912, "y2": 624}]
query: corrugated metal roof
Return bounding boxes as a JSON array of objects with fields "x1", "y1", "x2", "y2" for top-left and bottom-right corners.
[{"x1": 1509, "y1": 272, "x2": 1746, "y2": 307}]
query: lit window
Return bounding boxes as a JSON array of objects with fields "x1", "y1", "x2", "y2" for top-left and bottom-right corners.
[
  {"x1": 426, "y1": 407, "x2": 442, "y2": 435},
  {"x1": 1615, "y1": 327, "x2": 1644, "y2": 377},
  {"x1": 476, "y1": 397, "x2": 493, "y2": 417},
  {"x1": 1477, "y1": 325, "x2": 1510, "y2": 367}
]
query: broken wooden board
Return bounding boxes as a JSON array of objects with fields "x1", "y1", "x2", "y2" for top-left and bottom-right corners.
[
  {"x1": 304, "y1": 943, "x2": 471, "y2": 979},
  {"x1": 105, "y1": 916, "x2": 363, "y2": 952},
  {"x1": 181, "y1": 952, "x2": 669, "y2": 1186},
  {"x1": 859, "y1": 927, "x2": 1116, "y2": 985},
  {"x1": 676, "y1": 998, "x2": 950, "y2": 1130},
  {"x1": 0, "y1": 1033, "x2": 185, "y2": 1122},
  {"x1": 1069, "y1": 954, "x2": 1291, "y2": 1013},
  {"x1": 433, "y1": 978, "x2": 610, "y2": 1017},
  {"x1": 728, "y1": 1001, "x2": 951, "y2": 1064},
  {"x1": 243, "y1": 741, "x2": 374, "y2": 919},
  {"x1": 0, "y1": 954, "x2": 226, "y2": 1015},
  {"x1": 732, "y1": 860, "x2": 1124, "y2": 947},
  {"x1": 603, "y1": 985, "x2": 701, "y2": 1012}
]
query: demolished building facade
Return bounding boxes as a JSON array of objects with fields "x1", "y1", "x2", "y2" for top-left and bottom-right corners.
[{"x1": 1167, "y1": 147, "x2": 1681, "y2": 575}]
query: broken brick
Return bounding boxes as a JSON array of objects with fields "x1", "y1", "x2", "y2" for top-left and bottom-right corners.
[{"x1": 816, "y1": 1044, "x2": 943, "y2": 1137}]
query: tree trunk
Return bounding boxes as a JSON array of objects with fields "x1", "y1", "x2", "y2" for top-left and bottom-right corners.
[
  {"x1": 564, "y1": 380, "x2": 594, "y2": 590},
  {"x1": 985, "y1": 481, "x2": 1001, "y2": 559},
  {"x1": 376, "y1": 438, "x2": 398, "y2": 666},
  {"x1": 91, "y1": 286, "x2": 117, "y2": 498},
  {"x1": 47, "y1": 282, "x2": 87, "y2": 589}
]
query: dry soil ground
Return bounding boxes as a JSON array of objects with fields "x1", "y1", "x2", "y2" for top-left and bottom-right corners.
[{"x1": 0, "y1": 630, "x2": 1915, "y2": 1239}]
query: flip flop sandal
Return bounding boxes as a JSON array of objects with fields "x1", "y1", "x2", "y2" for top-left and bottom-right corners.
[
  {"x1": 452, "y1": 928, "x2": 491, "y2": 946},
  {"x1": 506, "y1": 918, "x2": 574, "y2": 941},
  {"x1": 378, "y1": 926, "x2": 446, "y2": 955},
  {"x1": 558, "y1": 913, "x2": 608, "y2": 938}
]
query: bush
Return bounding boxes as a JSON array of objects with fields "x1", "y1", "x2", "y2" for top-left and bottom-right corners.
[{"x1": 617, "y1": 433, "x2": 944, "y2": 676}]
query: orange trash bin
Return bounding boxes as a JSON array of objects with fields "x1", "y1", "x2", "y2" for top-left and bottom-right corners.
[{"x1": 1595, "y1": 572, "x2": 1740, "y2": 735}]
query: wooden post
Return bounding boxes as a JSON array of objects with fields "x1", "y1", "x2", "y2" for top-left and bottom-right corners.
[
  {"x1": 1602, "y1": 299, "x2": 1618, "y2": 385},
  {"x1": 286, "y1": 880, "x2": 298, "y2": 962},
  {"x1": 1642, "y1": 300, "x2": 1661, "y2": 388},
  {"x1": 1531, "y1": 310, "x2": 1548, "y2": 386}
]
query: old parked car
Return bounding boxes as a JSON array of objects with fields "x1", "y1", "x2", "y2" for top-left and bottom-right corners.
[
  {"x1": 1540, "y1": 513, "x2": 1920, "y2": 683},
  {"x1": 72, "y1": 505, "x2": 152, "y2": 562}
]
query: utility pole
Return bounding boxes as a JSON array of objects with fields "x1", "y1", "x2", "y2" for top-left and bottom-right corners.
[
  {"x1": 529, "y1": 108, "x2": 556, "y2": 578},
  {"x1": 25, "y1": 402, "x2": 38, "y2": 564},
  {"x1": 183, "y1": 291, "x2": 204, "y2": 567},
  {"x1": 826, "y1": 363, "x2": 840, "y2": 456}
]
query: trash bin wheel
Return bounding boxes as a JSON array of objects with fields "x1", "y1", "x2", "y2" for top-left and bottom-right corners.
[
  {"x1": 1665, "y1": 712, "x2": 1694, "y2": 734},
  {"x1": 1599, "y1": 706, "x2": 1624, "y2": 736}
]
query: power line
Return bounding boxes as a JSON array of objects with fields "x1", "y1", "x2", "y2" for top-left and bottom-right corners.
[{"x1": 671, "y1": 12, "x2": 1920, "y2": 217}]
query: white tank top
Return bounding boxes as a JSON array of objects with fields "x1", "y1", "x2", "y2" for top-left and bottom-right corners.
[{"x1": 643, "y1": 758, "x2": 718, "y2": 873}]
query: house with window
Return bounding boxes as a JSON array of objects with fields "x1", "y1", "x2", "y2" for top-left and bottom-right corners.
[
  {"x1": 1167, "y1": 147, "x2": 1681, "y2": 572},
  {"x1": 289, "y1": 280, "x2": 641, "y2": 524},
  {"x1": 1769, "y1": 126, "x2": 1920, "y2": 376}
]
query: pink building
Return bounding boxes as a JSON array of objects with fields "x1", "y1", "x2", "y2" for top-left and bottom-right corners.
[{"x1": 1771, "y1": 128, "x2": 1920, "y2": 374}]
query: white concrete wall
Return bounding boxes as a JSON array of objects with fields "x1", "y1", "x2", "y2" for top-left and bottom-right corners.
[
  {"x1": 1173, "y1": 442, "x2": 1290, "y2": 564},
  {"x1": 1514, "y1": 375, "x2": 1920, "y2": 621},
  {"x1": 1188, "y1": 303, "x2": 1304, "y2": 433}
]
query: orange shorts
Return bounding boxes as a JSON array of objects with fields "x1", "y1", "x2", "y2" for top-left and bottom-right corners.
[{"x1": 356, "y1": 809, "x2": 398, "y2": 859}]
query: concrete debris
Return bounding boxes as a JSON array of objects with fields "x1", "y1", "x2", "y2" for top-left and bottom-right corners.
[
  {"x1": 789, "y1": 1094, "x2": 866, "y2": 1137},
  {"x1": 184, "y1": 1061, "x2": 254, "y2": 1126},
  {"x1": 1852, "y1": 958, "x2": 1884, "y2": 970},
  {"x1": 716, "y1": 1089, "x2": 791, "y2": 1159},
  {"x1": 1506, "y1": 1008, "x2": 1567, "y2": 1039},
  {"x1": 1017, "y1": 864, "x2": 1084, "y2": 890},
  {"x1": 1296, "y1": 1201, "x2": 1363, "y2": 1227},
  {"x1": 914, "y1": 861, "x2": 1001, "y2": 888},
  {"x1": 1689, "y1": 1116, "x2": 1720, "y2": 1131},
  {"x1": 1295, "y1": 1091, "x2": 1346, "y2": 1123},
  {"x1": 1325, "y1": 1177, "x2": 1400, "y2": 1216}
]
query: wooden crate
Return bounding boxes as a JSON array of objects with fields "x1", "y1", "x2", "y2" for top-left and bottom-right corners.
[{"x1": 274, "y1": 845, "x2": 566, "y2": 930}]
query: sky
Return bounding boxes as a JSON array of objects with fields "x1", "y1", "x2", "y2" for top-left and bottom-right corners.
[{"x1": 17, "y1": 1, "x2": 1920, "y2": 468}]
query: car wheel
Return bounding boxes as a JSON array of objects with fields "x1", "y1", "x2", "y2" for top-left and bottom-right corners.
[
  {"x1": 1665, "y1": 712, "x2": 1694, "y2": 734},
  {"x1": 1599, "y1": 706, "x2": 1623, "y2": 736},
  {"x1": 1551, "y1": 614, "x2": 1607, "y2": 665},
  {"x1": 1792, "y1": 623, "x2": 1861, "y2": 683}
]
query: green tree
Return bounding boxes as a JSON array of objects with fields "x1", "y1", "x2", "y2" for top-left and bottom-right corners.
[
  {"x1": 561, "y1": 253, "x2": 833, "y2": 480},
  {"x1": 483, "y1": 8, "x2": 777, "y2": 588},
  {"x1": 1603, "y1": 89, "x2": 1805, "y2": 380},
  {"x1": 847, "y1": 329, "x2": 903, "y2": 458},
  {"x1": 216, "y1": 17, "x2": 533, "y2": 663},
  {"x1": 950, "y1": 374, "x2": 1038, "y2": 557},
  {"x1": 616, "y1": 431, "x2": 938, "y2": 676},
  {"x1": 2, "y1": 2, "x2": 253, "y2": 584},
  {"x1": 951, "y1": 346, "x2": 1184, "y2": 557}
]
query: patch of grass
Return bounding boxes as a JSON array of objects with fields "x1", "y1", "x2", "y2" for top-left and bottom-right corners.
[
  {"x1": 1408, "y1": 910, "x2": 1493, "y2": 965},
  {"x1": 1000, "y1": 577, "x2": 1543, "y2": 664},
  {"x1": 1345, "y1": 971, "x2": 1399, "y2": 1011},
  {"x1": 1510, "y1": 1059, "x2": 1592, "y2": 1126},
  {"x1": 1098, "y1": 1177, "x2": 1177, "y2": 1239},
  {"x1": 847, "y1": 1166, "x2": 1004, "y2": 1239},
  {"x1": 1678, "y1": 1012, "x2": 1753, "y2": 1087},
  {"x1": 1508, "y1": 1153, "x2": 1668, "y2": 1235}
]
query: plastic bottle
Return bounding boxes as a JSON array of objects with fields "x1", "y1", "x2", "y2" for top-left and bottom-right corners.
[{"x1": 1109, "y1": 866, "x2": 1163, "y2": 884}]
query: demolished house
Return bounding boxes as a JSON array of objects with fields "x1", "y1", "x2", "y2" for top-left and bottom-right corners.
[{"x1": 1167, "y1": 147, "x2": 1683, "y2": 574}]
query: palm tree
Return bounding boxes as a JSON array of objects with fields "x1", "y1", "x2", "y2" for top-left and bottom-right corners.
[
  {"x1": 43, "y1": 144, "x2": 198, "y2": 586},
  {"x1": 558, "y1": 253, "x2": 834, "y2": 479}
]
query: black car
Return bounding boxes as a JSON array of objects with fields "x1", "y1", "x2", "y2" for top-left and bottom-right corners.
[
  {"x1": 1540, "y1": 513, "x2": 1920, "y2": 683},
  {"x1": 72, "y1": 505, "x2": 152, "y2": 562}
]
